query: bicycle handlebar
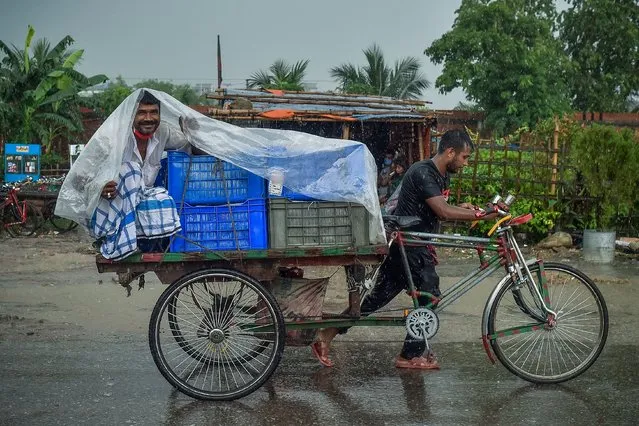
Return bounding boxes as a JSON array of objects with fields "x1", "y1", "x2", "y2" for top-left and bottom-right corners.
[{"x1": 482, "y1": 193, "x2": 516, "y2": 218}]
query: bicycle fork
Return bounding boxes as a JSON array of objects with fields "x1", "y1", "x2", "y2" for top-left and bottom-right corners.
[
  {"x1": 498, "y1": 228, "x2": 557, "y2": 321},
  {"x1": 480, "y1": 229, "x2": 558, "y2": 363}
]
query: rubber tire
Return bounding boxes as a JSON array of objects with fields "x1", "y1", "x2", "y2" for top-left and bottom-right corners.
[
  {"x1": 45, "y1": 200, "x2": 78, "y2": 232},
  {"x1": 488, "y1": 262, "x2": 608, "y2": 384},
  {"x1": 149, "y1": 268, "x2": 286, "y2": 401},
  {"x1": 5, "y1": 201, "x2": 43, "y2": 237}
]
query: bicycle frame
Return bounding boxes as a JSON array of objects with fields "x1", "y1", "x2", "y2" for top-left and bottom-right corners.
[
  {"x1": 284, "y1": 217, "x2": 558, "y2": 362},
  {"x1": 399, "y1": 224, "x2": 555, "y2": 317},
  {"x1": 1, "y1": 188, "x2": 27, "y2": 228},
  {"x1": 399, "y1": 221, "x2": 559, "y2": 361}
]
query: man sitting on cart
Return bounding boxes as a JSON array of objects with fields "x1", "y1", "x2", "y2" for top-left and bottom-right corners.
[
  {"x1": 93, "y1": 91, "x2": 190, "y2": 261},
  {"x1": 312, "y1": 129, "x2": 498, "y2": 370}
]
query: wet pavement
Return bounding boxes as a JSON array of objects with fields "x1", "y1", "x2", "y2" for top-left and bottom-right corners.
[
  {"x1": 1, "y1": 336, "x2": 637, "y2": 425},
  {"x1": 1, "y1": 234, "x2": 638, "y2": 425}
]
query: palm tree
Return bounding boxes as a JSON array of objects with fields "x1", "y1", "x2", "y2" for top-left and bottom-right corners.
[
  {"x1": 247, "y1": 59, "x2": 310, "y2": 91},
  {"x1": 330, "y1": 44, "x2": 430, "y2": 100},
  {"x1": 0, "y1": 25, "x2": 107, "y2": 152}
]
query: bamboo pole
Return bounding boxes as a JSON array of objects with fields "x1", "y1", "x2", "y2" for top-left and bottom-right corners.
[
  {"x1": 206, "y1": 95, "x2": 428, "y2": 110},
  {"x1": 203, "y1": 109, "x2": 430, "y2": 123},
  {"x1": 204, "y1": 108, "x2": 432, "y2": 117},
  {"x1": 516, "y1": 134, "x2": 523, "y2": 192},
  {"x1": 210, "y1": 90, "x2": 429, "y2": 106},
  {"x1": 503, "y1": 138, "x2": 509, "y2": 187},
  {"x1": 417, "y1": 123, "x2": 424, "y2": 161},
  {"x1": 408, "y1": 124, "x2": 414, "y2": 164},
  {"x1": 487, "y1": 138, "x2": 495, "y2": 183},
  {"x1": 471, "y1": 140, "x2": 479, "y2": 194},
  {"x1": 216, "y1": 35, "x2": 222, "y2": 89},
  {"x1": 424, "y1": 126, "x2": 432, "y2": 158},
  {"x1": 550, "y1": 118, "x2": 559, "y2": 195},
  {"x1": 218, "y1": 117, "x2": 428, "y2": 123},
  {"x1": 342, "y1": 123, "x2": 350, "y2": 140}
]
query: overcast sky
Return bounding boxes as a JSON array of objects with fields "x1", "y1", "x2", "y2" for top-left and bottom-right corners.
[{"x1": 1, "y1": 0, "x2": 468, "y2": 108}]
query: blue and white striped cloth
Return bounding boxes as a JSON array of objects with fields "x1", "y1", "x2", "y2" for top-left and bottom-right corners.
[{"x1": 90, "y1": 162, "x2": 181, "y2": 260}]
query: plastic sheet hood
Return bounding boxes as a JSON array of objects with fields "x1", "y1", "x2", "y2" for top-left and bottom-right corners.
[{"x1": 56, "y1": 89, "x2": 385, "y2": 244}]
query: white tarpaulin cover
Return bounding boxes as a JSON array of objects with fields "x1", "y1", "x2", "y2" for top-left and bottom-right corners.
[{"x1": 56, "y1": 89, "x2": 385, "y2": 244}]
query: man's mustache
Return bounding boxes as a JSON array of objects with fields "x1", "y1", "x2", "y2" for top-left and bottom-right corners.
[{"x1": 139, "y1": 120, "x2": 158, "y2": 125}]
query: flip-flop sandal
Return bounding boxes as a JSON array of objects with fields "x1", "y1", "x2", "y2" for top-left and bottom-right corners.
[
  {"x1": 311, "y1": 341, "x2": 334, "y2": 367},
  {"x1": 395, "y1": 356, "x2": 440, "y2": 370}
]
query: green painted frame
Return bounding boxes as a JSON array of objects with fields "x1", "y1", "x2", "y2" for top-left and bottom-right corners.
[{"x1": 95, "y1": 221, "x2": 553, "y2": 342}]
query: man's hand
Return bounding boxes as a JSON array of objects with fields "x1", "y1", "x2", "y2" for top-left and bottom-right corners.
[
  {"x1": 482, "y1": 211, "x2": 500, "y2": 221},
  {"x1": 475, "y1": 204, "x2": 500, "y2": 221},
  {"x1": 101, "y1": 181, "x2": 117, "y2": 199},
  {"x1": 458, "y1": 202, "x2": 478, "y2": 210},
  {"x1": 179, "y1": 115, "x2": 199, "y2": 134}
]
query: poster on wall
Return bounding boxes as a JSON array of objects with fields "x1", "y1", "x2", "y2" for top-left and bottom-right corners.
[
  {"x1": 69, "y1": 144, "x2": 85, "y2": 167},
  {"x1": 4, "y1": 143, "x2": 41, "y2": 183}
]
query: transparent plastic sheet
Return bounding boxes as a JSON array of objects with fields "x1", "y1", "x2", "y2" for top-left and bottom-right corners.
[
  {"x1": 383, "y1": 182, "x2": 402, "y2": 215},
  {"x1": 56, "y1": 88, "x2": 385, "y2": 244}
]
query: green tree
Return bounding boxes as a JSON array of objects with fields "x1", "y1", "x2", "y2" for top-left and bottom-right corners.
[
  {"x1": 424, "y1": 0, "x2": 570, "y2": 134},
  {"x1": 560, "y1": 0, "x2": 639, "y2": 112},
  {"x1": 569, "y1": 125, "x2": 639, "y2": 229},
  {"x1": 0, "y1": 25, "x2": 107, "y2": 152},
  {"x1": 133, "y1": 79, "x2": 200, "y2": 104},
  {"x1": 247, "y1": 59, "x2": 310, "y2": 91},
  {"x1": 83, "y1": 77, "x2": 132, "y2": 117},
  {"x1": 330, "y1": 44, "x2": 430, "y2": 99},
  {"x1": 454, "y1": 101, "x2": 483, "y2": 112}
]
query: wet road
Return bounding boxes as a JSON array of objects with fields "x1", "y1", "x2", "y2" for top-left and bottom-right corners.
[
  {"x1": 1, "y1": 336, "x2": 637, "y2": 425},
  {"x1": 1, "y1": 233, "x2": 638, "y2": 425}
]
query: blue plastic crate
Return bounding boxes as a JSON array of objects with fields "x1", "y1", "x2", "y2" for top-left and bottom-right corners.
[
  {"x1": 153, "y1": 157, "x2": 168, "y2": 188},
  {"x1": 167, "y1": 151, "x2": 266, "y2": 205},
  {"x1": 268, "y1": 186, "x2": 317, "y2": 201},
  {"x1": 170, "y1": 199, "x2": 268, "y2": 252}
]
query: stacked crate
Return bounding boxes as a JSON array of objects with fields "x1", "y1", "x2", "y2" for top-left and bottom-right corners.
[
  {"x1": 164, "y1": 151, "x2": 371, "y2": 252},
  {"x1": 166, "y1": 152, "x2": 267, "y2": 252}
]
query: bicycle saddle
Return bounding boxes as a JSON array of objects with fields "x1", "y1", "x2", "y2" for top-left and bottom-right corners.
[{"x1": 383, "y1": 215, "x2": 422, "y2": 230}]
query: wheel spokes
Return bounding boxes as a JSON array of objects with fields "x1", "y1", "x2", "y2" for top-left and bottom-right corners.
[
  {"x1": 491, "y1": 266, "x2": 606, "y2": 382},
  {"x1": 155, "y1": 273, "x2": 280, "y2": 397}
]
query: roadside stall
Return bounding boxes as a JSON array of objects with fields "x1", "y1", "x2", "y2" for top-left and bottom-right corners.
[{"x1": 3, "y1": 143, "x2": 41, "y2": 183}]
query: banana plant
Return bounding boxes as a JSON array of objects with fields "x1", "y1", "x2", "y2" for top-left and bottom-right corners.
[{"x1": 0, "y1": 25, "x2": 107, "y2": 151}]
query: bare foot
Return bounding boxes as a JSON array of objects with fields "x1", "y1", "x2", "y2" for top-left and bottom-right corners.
[{"x1": 311, "y1": 341, "x2": 334, "y2": 367}]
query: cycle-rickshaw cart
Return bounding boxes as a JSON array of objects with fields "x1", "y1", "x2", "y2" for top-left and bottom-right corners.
[{"x1": 95, "y1": 202, "x2": 609, "y2": 402}]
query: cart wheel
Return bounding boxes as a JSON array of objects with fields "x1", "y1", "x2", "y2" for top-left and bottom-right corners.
[
  {"x1": 167, "y1": 286, "x2": 271, "y2": 365},
  {"x1": 149, "y1": 268, "x2": 286, "y2": 401}
]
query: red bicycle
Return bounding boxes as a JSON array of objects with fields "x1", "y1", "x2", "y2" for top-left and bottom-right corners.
[{"x1": 1, "y1": 178, "x2": 43, "y2": 237}]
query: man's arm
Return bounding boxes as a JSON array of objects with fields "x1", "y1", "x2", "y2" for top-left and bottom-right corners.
[
  {"x1": 426, "y1": 196, "x2": 498, "y2": 221},
  {"x1": 163, "y1": 122, "x2": 190, "y2": 151}
]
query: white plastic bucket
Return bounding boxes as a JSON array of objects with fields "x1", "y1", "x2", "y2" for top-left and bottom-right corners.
[{"x1": 582, "y1": 230, "x2": 616, "y2": 263}]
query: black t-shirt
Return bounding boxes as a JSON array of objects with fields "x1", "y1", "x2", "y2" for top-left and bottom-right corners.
[{"x1": 393, "y1": 159, "x2": 450, "y2": 232}]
